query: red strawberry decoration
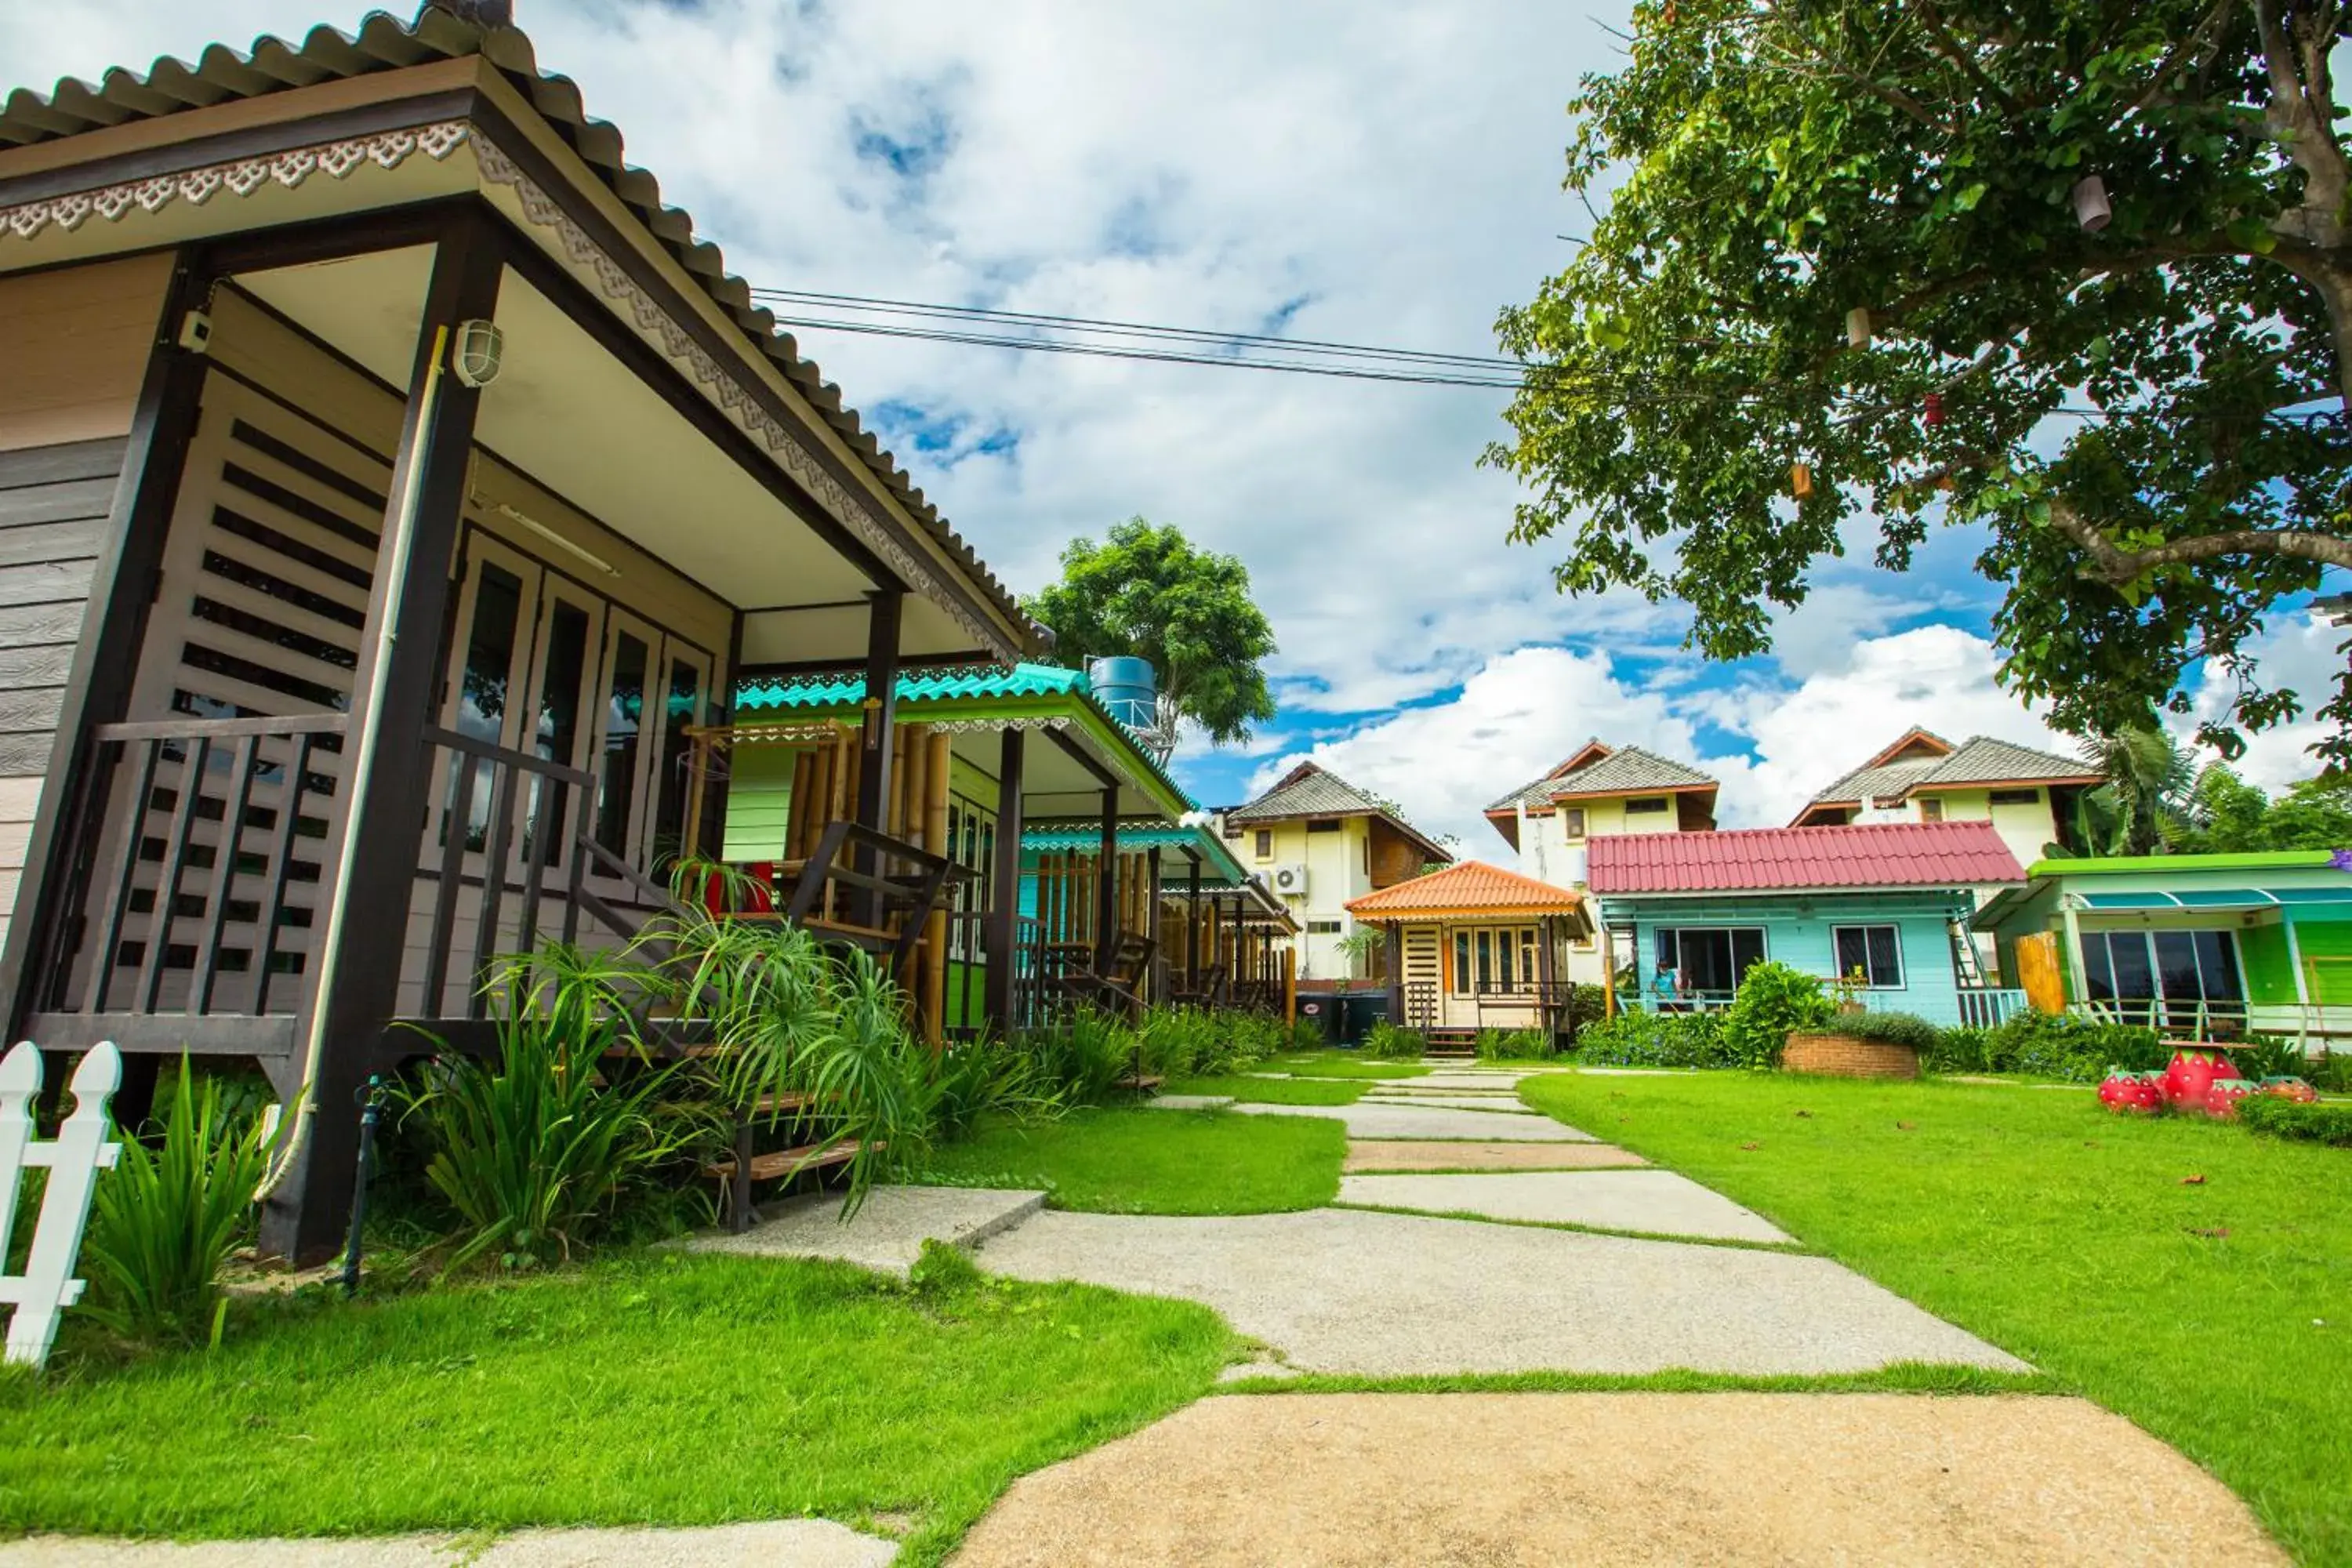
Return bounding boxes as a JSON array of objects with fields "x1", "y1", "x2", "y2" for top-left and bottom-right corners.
[
  {"x1": 2161, "y1": 1048, "x2": 2240, "y2": 1109},
  {"x1": 2098, "y1": 1070, "x2": 2165, "y2": 1115},
  {"x1": 2261, "y1": 1076, "x2": 2319, "y2": 1103},
  {"x1": 2204, "y1": 1078, "x2": 2256, "y2": 1118}
]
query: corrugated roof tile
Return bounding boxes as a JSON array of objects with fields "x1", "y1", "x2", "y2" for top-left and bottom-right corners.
[
  {"x1": 1346, "y1": 860, "x2": 1582, "y2": 916},
  {"x1": 1588, "y1": 822, "x2": 2024, "y2": 895}
]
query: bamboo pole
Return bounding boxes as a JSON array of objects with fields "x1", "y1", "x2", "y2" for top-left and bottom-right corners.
[{"x1": 923, "y1": 729, "x2": 950, "y2": 1045}]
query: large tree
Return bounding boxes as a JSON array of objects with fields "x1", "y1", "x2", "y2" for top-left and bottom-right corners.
[
  {"x1": 1025, "y1": 518, "x2": 1279, "y2": 750},
  {"x1": 1491, "y1": 1, "x2": 2352, "y2": 771}
]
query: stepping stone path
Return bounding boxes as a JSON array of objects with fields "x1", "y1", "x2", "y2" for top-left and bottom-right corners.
[
  {"x1": 1229, "y1": 1100, "x2": 1595, "y2": 1141},
  {"x1": 973, "y1": 1206, "x2": 2024, "y2": 1376},
  {"x1": 684, "y1": 1185, "x2": 1045, "y2": 1277},
  {"x1": 953, "y1": 1394, "x2": 2288, "y2": 1568},
  {"x1": 1144, "y1": 1094, "x2": 1235, "y2": 1111},
  {"x1": 1341, "y1": 1140, "x2": 1647, "y2": 1173},
  {"x1": 1337, "y1": 1169, "x2": 1793, "y2": 1244},
  {"x1": 1356, "y1": 1093, "x2": 1541, "y2": 1114}
]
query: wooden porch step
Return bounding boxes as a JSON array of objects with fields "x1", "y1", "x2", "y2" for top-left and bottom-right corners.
[
  {"x1": 748, "y1": 1091, "x2": 818, "y2": 1116},
  {"x1": 801, "y1": 916, "x2": 900, "y2": 946},
  {"x1": 705, "y1": 1140, "x2": 880, "y2": 1184},
  {"x1": 1115, "y1": 1074, "x2": 1164, "y2": 1093}
]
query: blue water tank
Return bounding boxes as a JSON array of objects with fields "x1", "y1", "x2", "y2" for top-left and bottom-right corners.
[{"x1": 1087, "y1": 656, "x2": 1158, "y2": 731}]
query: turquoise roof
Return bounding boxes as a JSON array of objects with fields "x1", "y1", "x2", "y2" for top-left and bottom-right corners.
[
  {"x1": 737, "y1": 662, "x2": 1087, "y2": 711},
  {"x1": 1022, "y1": 820, "x2": 1250, "y2": 886}
]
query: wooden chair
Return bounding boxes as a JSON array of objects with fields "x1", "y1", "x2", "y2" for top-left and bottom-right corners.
[
  {"x1": 1052, "y1": 931, "x2": 1158, "y2": 1025},
  {"x1": 1171, "y1": 960, "x2": 1225, "y2": 1010}
]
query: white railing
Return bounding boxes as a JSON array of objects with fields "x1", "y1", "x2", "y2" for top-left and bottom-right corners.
[
  {"x1": 1955, "y1": 988, "x2": 2030, "y2": 1029},
  {"x1": 0, "y1": 1040, "x2": 122, "y2": 1370}
]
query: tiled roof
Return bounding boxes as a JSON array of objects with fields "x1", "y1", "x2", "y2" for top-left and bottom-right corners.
[
  {"x1": 1486, "y1": 742, "x2": 1715, "y2": 813},
  {"x1": 0, "y1": 8, "x2": 1040, "y2": 655},
  {"x1": 1345, "y1": 860, "x2": 1583, "y2": 917},
  {"x1": 1227, "y1": 763, "x2": 1453, "y2": 865},
  {"x1": 1588, "y1": 822, "x2": 2025, "y2": 895},
  {"x1": 737, "y1": 662, "x2": 1081, "y2": 711},
  {"x1": 1802, "y1": 734, "x2": 2100, "y2": 815}
]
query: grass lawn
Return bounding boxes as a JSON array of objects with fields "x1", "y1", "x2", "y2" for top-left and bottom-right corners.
[
  {"x1": 1273, "y1": 1051, "x2": 1428, "y2": 1080},
  {"x1": 1165, "y1": 1073, "x2": 1365, "y2": 1105},
  {"x1": 0, "y1": 1252, "x2": 1232, "y2": 1564},
  {"x1": 910, "y1": 1105, "x2": 1344, "y2": 1213},
  {"x1": 1519, "y1": 1070, "x2": 2352, "y2": 1567}
]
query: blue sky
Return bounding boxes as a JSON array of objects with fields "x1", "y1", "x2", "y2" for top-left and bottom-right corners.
[{"x1": 12, "y1": 1, "x2": 2342, "y2": 855}]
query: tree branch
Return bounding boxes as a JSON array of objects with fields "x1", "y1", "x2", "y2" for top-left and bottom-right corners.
[
  {"x1": 1913, "y1": 2, "x2": 2019, "y2": 112},
  {"x1": 2045, "y1": 494, "x2": 2352, "y2": 580}
]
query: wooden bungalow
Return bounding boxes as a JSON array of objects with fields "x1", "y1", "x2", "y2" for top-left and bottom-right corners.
[
  {"x1": 1345, "y1": 860, "x2": 1591, "y2": 1046},
  {"x1": 0, "y1": 9, "x2": 1050, "y2": 1259},
  {"x1": 704, "y1": 662, "x2": 1192, "y2": 1038},
  {"x1": 1019, "y1": 819, "x2": 1298, "y2": 1021}
]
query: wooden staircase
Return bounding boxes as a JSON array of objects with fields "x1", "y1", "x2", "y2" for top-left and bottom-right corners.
[
  {"x1": 706, "y1": 1088, "x2": 881, "y2": 1233},
  {"x1": 1425, "y1": 1029, "x2": 1476, "y2": 1060}
]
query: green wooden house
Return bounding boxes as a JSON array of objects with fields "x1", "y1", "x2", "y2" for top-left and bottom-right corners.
[{"x1": 1973, "y1": 851, "x2": 2352, "y2": 1044}]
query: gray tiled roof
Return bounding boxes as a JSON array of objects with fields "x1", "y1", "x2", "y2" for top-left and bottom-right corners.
[
  {"x1": 1486, "y1": 744, "x2": 1715, "y2": 813},
  {"x1": 1807, "y1": 735, "x2": 2101, "y2": 809},
  {"x1": 1229, "y1": 764, "x2": 1452, "y2": 860}
]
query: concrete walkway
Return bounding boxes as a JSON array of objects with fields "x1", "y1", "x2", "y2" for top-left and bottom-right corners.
[
  {"x1": 1229, "y1": 1100, "x2": 1592, "y2": 1141},
  {"x1": 1335, "y1": 1169, "x2": 1794, "y2": 1243},
  {"x1": 972, "y1": 1206, "x2": 2024, "y2": 1376},
  {"x1": 952, "y1": 1395, "x2": 2288, "y2": 1567}
]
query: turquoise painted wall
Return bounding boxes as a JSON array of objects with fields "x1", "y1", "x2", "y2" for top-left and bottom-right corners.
[{"x1": 1596, "y1": 891, "x2": 1976, "y2": 1026}]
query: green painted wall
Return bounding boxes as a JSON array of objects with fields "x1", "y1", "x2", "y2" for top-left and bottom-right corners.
[
  {"x1": 946, "y1": 959, "x2": 987, "y2": 1030},
  {"x1": 721, "y1": 746, "x2": 798, "y2": 862},
  {"x1": 2239, "y1": 923, "x2": 2295, "y2": 1005},
  {"x1": 950, "y1": 754, "x2": 1000, "y2": 813},
  {"x1": 2294, "y1": 915, "x2": 2352, "y2": 1004}
]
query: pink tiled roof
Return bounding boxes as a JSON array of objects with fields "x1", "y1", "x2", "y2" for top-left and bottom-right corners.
[{"x1": 1586, "y1": 822, "x2": 2025, "y2": 895}]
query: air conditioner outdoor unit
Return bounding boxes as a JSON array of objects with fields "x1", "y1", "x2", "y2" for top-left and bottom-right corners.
[{"x1": 1271, "y1": 863, "x2": 1309, "y2": 897}]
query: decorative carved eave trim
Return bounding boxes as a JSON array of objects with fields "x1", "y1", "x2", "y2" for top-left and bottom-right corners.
[{"x1": 0, "y1": 115, "x2": 1018, "y2": 662}]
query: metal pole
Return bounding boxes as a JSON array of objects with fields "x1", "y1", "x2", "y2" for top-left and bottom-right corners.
[{"x1": 339, "y1": 1074, "x2": 384, "y2": 1297}]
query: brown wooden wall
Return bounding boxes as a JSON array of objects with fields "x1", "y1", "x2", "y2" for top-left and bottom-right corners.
[
  {"x1": 0, "y1": 252, "x2": 174, "y2": 960},
  {"x1": 1367, "y1": 818, "x2": 1429, "y2": 889}
]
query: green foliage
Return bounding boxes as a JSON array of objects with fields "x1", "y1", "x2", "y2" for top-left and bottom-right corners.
[
  {"x1": 2174, "y1": 765, "x2": 2352, "y2": 851},
  {"x1": 1022, "y1": 517, "x2": 1278, "y2": 746},
  {"x1": 2072, "y1": 723, "x2": 2195, "y2": 856},
  {"x1": 2237, "y1": 1094, "x2": 2352, "y2": 1148},
  {"x1": 396, "y1": 985, "x2": 699, "y2": 1274},
  {"x1": 4, "y1": 1251, "x2": 1234, "y2": 1559},
  {"x1": 913, "y1": 1105, "x2": 1346, "y2": 1214},
  {"x1": 1828, "y1": 1011, "x2": 1944, "y2": 1051},
  {"x1": 1559, "y1": 982, "x2": 1611, "y2": 1036},
  {"x1": 1010, "y1": 1008, "x2": 1136, "y2": 1105},
  {"x1": 1491, "y1": 0, "x2": 2352, "y2": 771},
  {"x1": 1513, "y1": 1069, "x2": 2352, "y2": 1563},
  {"x1": 1473, "y1": 1027, "x2": 1555, "y2": 1061},
  {"x1": 1722, "y1": 962, "x2": 1835, "y2": 1070},
  {"x1": 79, "y1": 1062, "x2": 278, "y2": 1346},
  {"x1": 1923, "y1": 1008, "x2": 2166, "y2": 1081},
  {"x1": 1286, "y1": 1017, "x2": 1332, "y2": 1053},
  {"x1": 920, "y1": 1038, "x2": 1062, "y2": 1144},
  {"x1": 1573, "y1": 1010, "x2": 1733, "y2": 1069},
  {"x1": 1361, "y1": 1022, "x2": 1426, "y2": 1061}
]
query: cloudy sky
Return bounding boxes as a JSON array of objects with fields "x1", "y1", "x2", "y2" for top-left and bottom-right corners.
[{"x1": 11, "y1": 2, "x2": 2343, "y2": 855}]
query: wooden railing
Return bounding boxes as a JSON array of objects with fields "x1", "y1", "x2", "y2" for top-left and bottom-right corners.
[
  {"x1": 31, "y1": 713, "x2": 349, "y2": 1047},
  {"x1": 408, "y1": 726, "x2": 598, "y2": 1022}
]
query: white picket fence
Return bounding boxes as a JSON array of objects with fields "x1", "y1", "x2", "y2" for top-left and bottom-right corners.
[{"x1": 0, "y1": 1040, "x2": 122, "y2": 1370}]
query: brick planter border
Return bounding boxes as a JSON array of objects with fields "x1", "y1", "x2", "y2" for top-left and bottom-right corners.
[{"x1": 1783, "y1": 1032, "x2": 1923, "y2": 1080}]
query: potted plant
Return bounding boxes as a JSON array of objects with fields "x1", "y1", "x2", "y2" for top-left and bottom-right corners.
[{"x1": 1831, "y1": 967, "x2": 1870, "y2": 1016}]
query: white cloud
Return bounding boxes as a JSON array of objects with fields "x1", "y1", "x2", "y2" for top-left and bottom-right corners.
[{"x1": 2190, "y1": 609, "x2": 2350, "y2": 789}]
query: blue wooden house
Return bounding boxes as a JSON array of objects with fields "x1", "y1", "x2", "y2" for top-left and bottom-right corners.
[{"x1": 1586, "y1": 822, "x2": 2028, "y2": 1027}]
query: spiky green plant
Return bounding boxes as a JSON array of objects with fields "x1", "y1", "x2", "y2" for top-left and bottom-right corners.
[
  {"x1": 397, "y1": 976, "x2": 696, "y2": 1272},
  {"x1": 80, "y1": 1061, "x2": 279, "y2": 1345}
]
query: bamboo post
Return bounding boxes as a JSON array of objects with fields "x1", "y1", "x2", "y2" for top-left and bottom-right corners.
[
  {"x1": 923, "y1": 729, "x2": 950, "y2": 1045},
  {"x1": 1283, "y1": 945, "x2": 1297, "y2": 1027}
]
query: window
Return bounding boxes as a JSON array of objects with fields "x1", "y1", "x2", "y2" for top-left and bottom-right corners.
[
  {"x1": 2082, "y1": 928, "x2": 2244, "y2": 1027},
  {"x1": 1307, "y1": 919, "x2": 1343, "y2": 935},
  {"x1": 1918, "y1": 797, "x2": 1946, "y2": 822},
  {"x1": 1625, "y1": 797, "x2": 1670, "y2": 815},
  {"x1": 1988, "y1": 787, "x2": 2042, "y2": 807},
  {"x1": 1307, "y1": 818, "x2": 1342, "y2": 833},
  {"x1": 1451, "y1": 926, "x2": 1540, "y2": 996},
  {"x1": 594, "y1": 632, "x2": 648, "y2": 855},
  {"x1": 1653, "y1": 927, "x2": 1766, "y2": 996},
  {"x1": 1832, "y1": 924, "x2": 1904, "y2": 988},
  {"x1": 1562, "y1": 807, "x2": 1588, "y2": 837},
  {"x1": 1253, "y1": 829, "x2": 1273, "y2": 859}
]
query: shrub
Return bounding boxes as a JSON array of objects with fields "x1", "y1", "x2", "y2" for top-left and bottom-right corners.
[
  {"x1": 2226, "y1": 1033, "x2": 2313, "y2": 1082},
  {"x1": 1560, "y1": 983, "x2": 1611, "y2": 1037},
  {"x1": 1363, "y1": 1022, "x2": 1425, "y2": 1061},
  {"x1": 1573, "y1": 1010, "x2": 1734, "y2": 1069},
  {"x1": 397, "y1": 978, "x2": 699, "y2": 1272},
  {"x1": 1138, "y1": 1006, "x2": 1220, "y2": 1079},
  {"x1": 1823, "y1": 1011, "x2": 1943, "y2": 1051},
  {"x1": 1475, "y1": 1027, "x2": 1554, "y2": 1061},
  {"x1": 2238, "y1": 1094, "x2": 2352, "y2": 1147},
  {"x1": 1924, "y1": 1009, "x2": 2165, "y2": 1082},
  {"x1": 920, "y1": 1036, "x2": 1061, "y2": 1143},
  {"x1": 1286, "y1": 1017, "x2": 1330, "y2": 1053},
  {"x1": 1012, "y1": 1008, "x2": 1136, "y2": 1105},
  {"x1": 1722, "y1": 962, "x2": 1835, "y2": 1070},
  {"x1": 80, "y1": 1060, "x2": 281, "y2": 1345}
]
